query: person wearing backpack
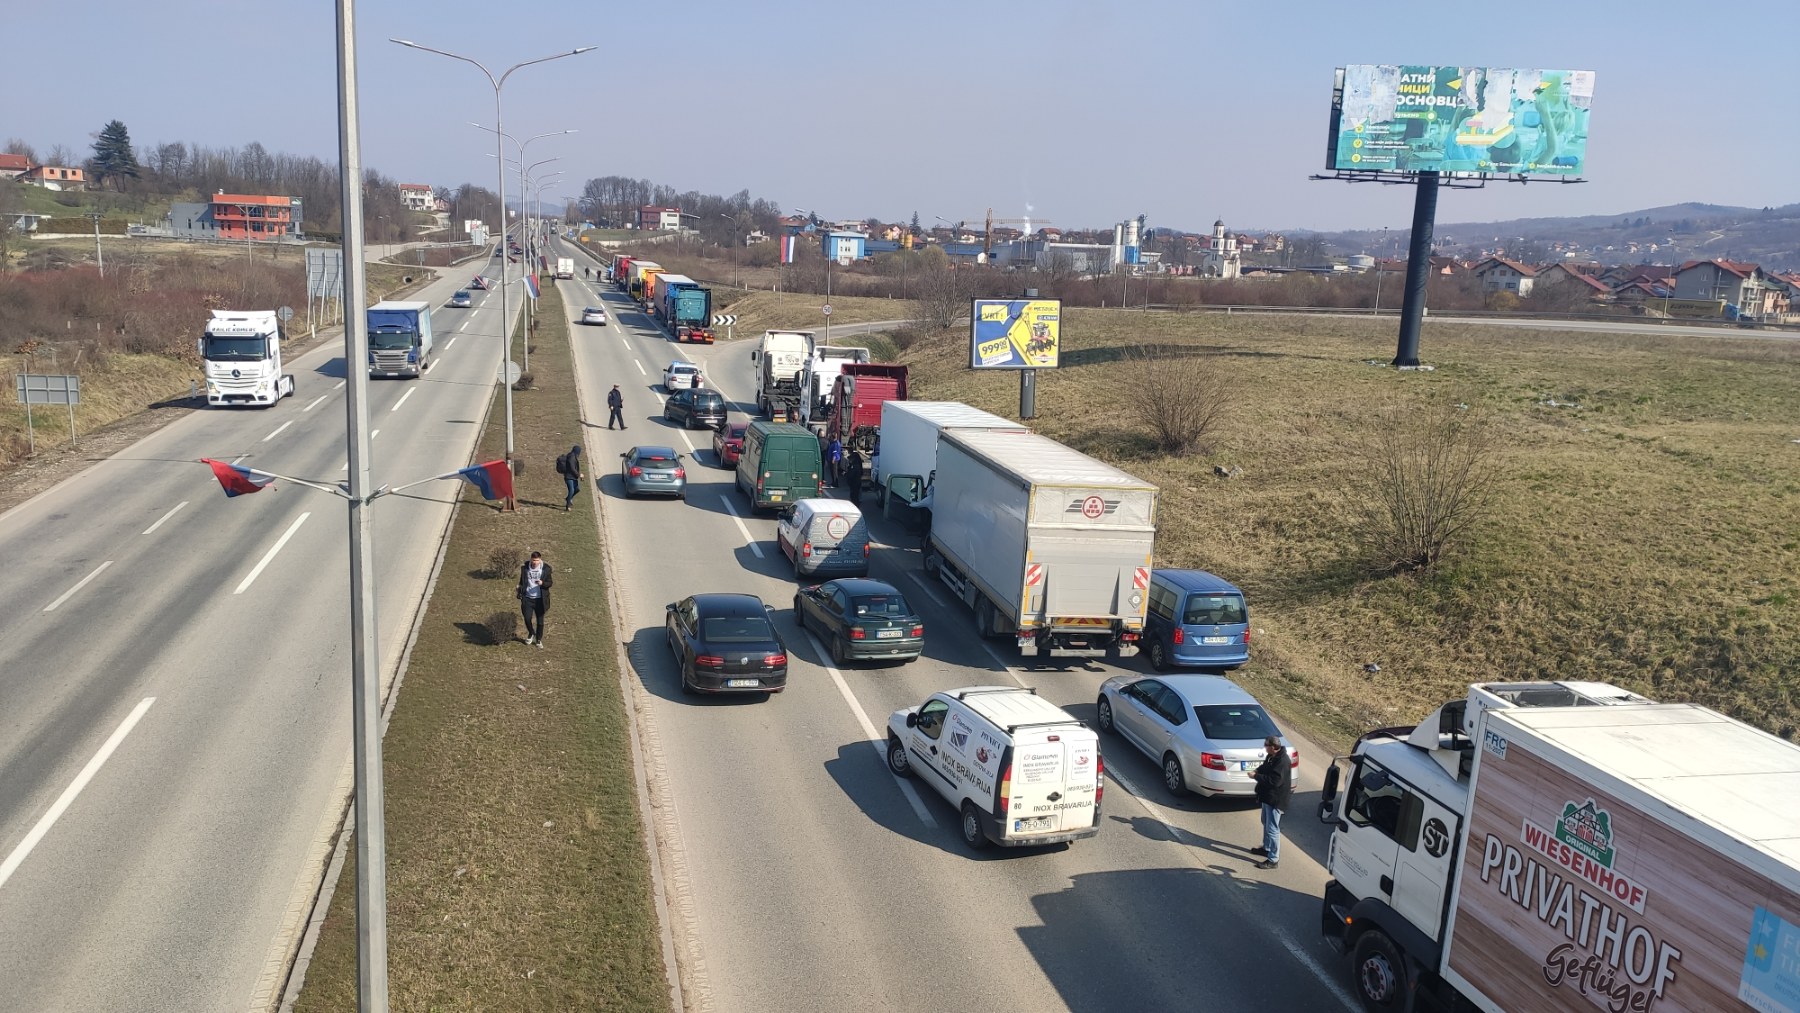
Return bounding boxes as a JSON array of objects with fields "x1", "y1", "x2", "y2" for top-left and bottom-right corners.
[{"x1": 556, "y1": 445, "x2": 583, "y2": 510}]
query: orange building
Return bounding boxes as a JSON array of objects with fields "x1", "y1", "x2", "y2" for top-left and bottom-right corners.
[{"x1": 208, "y1": 192, "x2": 297, "y2": 239}]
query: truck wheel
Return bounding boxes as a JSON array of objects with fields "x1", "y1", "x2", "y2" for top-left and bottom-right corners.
[
  {"x1": 1097, "y1": 697, "x2": 1116, "y2": 733},
  {"x1": 886, "y1": 735, "x2": 912, "y2": 777},
  {"x1": 1352, "y1": 930, "x2": 1414, "y2": 1012},
  {"x1": 922, "y1": 547, "x2": 941, "y2": 577},
  {"x1": 976, "y1": 599, "x2": 998, "y2": 638},
  {"x1": 1162, "y1": 753, "x2": 1188, "y2": 796},
  {"x1": 960, "y1": 802, "x2": 990, "y2": 850},
  {"x1": 1148, "y1": 640, "x2": 1170, "y2": 671}
]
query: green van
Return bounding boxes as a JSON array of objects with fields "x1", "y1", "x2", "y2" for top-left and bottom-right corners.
[{"x1": 736, "y1": 421, "x2": 824, "y2": 513}]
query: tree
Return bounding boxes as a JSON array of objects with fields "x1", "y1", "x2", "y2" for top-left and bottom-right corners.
[
  {"x1": 909, "y1": 211, "x2": 921, "y2": 236},
  {"x1": 3, "y1": 138, "x2": 36, "y2": 163},
  {"x1": 911, "y1": 252, "x2": 972, "y2": 330},
  {"x1": 1353, "y1": 401, "x2": 1501, "y2": 573},
  {"x1": 46, "y1": 143, "x2": 76, "y2": 168},
  {"x1": 90, "y1": 120, "x2": 140, "y2": 188},
  {"x1": 0, "y1": 181, "x2": 20, "y2": 271}
]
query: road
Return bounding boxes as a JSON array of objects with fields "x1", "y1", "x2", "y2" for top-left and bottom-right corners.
[
  {"x1": 0, "y1": 246, "x2": 518, "y2": 1011},
  {"x1": 555, "y1": 239, "x2": 1355, "y2": 1012}
]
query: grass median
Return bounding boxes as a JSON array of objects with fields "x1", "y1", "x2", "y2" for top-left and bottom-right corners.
[{"x1": 295, "y1": 285, "x2": 667, "y2": 1011}]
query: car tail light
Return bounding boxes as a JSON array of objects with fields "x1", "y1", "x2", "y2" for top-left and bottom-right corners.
[
  {"x1": 1172, "y1": 627, "x2": 1185, "y2": 645},
  {"x1": 1290, "y1": 748, "x2": 1300, "y2": 769},
  {"x1": 695, "y1": 655, "x2": 724, "y2": 667},
  {"x1": 674, "y1": 467, "x2": 686, "y2": 479},
  {"x1": 801, "y1": 542, "x2": 812, "y2": 558},
  {"x1": 764, "y1": 653, "x2": 786, "y2": 667},
  {"x1": 1095, "y1": 751, "x2": 1105, "y2": 805},
  {"x1": 1201, "y1": 752, "x2": 1228, "y2": 771},
  {"x1": 864, "y1": 542, "x2": 871, "y2": 558},
  {"x1": 997, "y1": 759, "x2": 1013, "y2": 813},
  {"x1": 629, "y1": 466, "x2": 642, "y2": 477},
  {"x1": 850, "y1": 628, "x2": 866, "y2": 640},
  {"x1": 1243, "y1": 629, "x2": 1253, "y2": 644},
  {"x1": 909, "y1": 624, "x2": 923, "y2": 637}
]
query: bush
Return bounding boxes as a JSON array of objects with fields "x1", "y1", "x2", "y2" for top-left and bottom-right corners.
[
  {"x1": 1353, "y1": 401, "x2": 1501, "y2": 573},
  {"x1": 482, "y1": 610, "x2": 518, "y2": 645},
  {"x1": 484, "y1": 545, "x2": 522, "y2": 579},
  {"x1": 1120, "y1": 346, "x2": 1233, "y2": 455}
]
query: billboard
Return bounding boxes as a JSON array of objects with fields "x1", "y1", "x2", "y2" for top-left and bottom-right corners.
[
  {"x1": 1330, "y1": 65, "x2": 1594, "y2": 176},
  {"x1": 969, "y1": 299, "x2": 1060, "y2": 370}
]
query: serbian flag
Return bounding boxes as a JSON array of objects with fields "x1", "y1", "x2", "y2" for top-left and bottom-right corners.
[
  {"x1": 450, "y1": 460, "x2": 514, "y2": 501},
  {"x1": 779, "y1": 234, "x2": 798, "y2": 264},
  {"x1": 525, "y1": 273, "x2": 540, "y2": 300},
  {"x1": 202, "y1": 458, "x2": 275, "y2": 497}
]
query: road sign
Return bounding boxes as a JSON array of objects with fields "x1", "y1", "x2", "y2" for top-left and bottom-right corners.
[
  {"x1": 276, "y1": 306, "x2": 294, "y2": 322},
  {"x1": 711, "y1": 314, "x2": 738, "y2": 327},
  {"x1": 498, "y1": 360, "x2": 521, "y2": 384},
  {"x1": 15, "y1": 373, "x2": 80, "y2": 405},
  {"x1": 822, "y1": 304, "x2": 833, "y2": 316}
]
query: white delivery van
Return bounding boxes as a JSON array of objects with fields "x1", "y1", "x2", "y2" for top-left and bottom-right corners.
[
  {"x1": 776, "y1": 498, "x2": 870, "y2": 579},
  {"x1": 887, "y1": 686, "x2": 1103, "y2": 850}
]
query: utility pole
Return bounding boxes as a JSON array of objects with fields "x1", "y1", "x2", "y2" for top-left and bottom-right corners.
[{"x1": 88, "y1": 213, "x2": 104, "y2": 278}]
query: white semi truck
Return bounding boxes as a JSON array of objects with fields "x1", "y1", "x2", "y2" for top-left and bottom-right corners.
[
  {"x1": 1318, "y1": 680, "x2": 1800, "y2": 1013},
  {"x1": 749, "y1": 329, "x2": 815, "y2": 419},
  {"x1": 198, "y1": 310, "x2": 295, "y2": 407}
]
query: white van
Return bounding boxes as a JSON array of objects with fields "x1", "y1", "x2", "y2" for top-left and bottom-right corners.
[
  {"x1": 776, "y1": 498, "x2": 870, "y2": 579},
  {"x1": 887, "y1": 686, "x2": 1103, "y2": 850}
]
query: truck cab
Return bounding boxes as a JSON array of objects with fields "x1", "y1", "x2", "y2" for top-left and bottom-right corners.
[
  {"x1": 367, "y1": 300, "x2": 434, "y2": 379},
  {"x1": 199, "y1": 310, "x2": 295, "y2": 407},
  {"x1": 750, "y1": 330, "x2": 817, "y2": 419}
]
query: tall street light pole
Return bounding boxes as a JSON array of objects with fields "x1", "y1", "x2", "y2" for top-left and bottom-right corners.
[
  {"x1": 795, "y1": 207, "x2": 829, "y2": 350},
  {"x1": 720, "y1": 213, "x2": 739, "y2": 288},
  {"x1": 392, "y1": 39, "x2": 595, "y2": 479},
  {"x1": 336, "y1": 3, "x2": 388, "y2": 1008}
]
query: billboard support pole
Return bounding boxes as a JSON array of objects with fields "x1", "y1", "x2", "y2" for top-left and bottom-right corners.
[
  {"x1": 1393, "y1": 171, "x2": 1440, "y2": 368},
  {"x1": 1019, "y1": 369, "x2": 1036, "y2": 420}
]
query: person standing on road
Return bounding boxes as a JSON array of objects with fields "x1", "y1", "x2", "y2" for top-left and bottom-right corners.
[
  {"x1": 845, "y1": 450, "x2": 864, "y2": 503},
  {"x1": 516, "y1": 551, "x2": 553, "y2": 648},
  {"x1": 558, "y1": 444, "x2": 583, "y2": 511},
  {"x1": 607, "y1": 384, "x2": 626, "y2": 430},
  {"x1": 826, "y1": 435, "x2": 844, "y2": 485},
  {"x1": 1252, "y1": 735, "x2": 1293, "y2": 869}
]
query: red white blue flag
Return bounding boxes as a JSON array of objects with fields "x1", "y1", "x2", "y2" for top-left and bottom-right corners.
[
  {"x1": 779, "y1": 234, "x2": 797, "y2": 264},
  {"x1": 446, "y1": 460, "x2": 514, "y2": 501},
  {"x1": 202, "y1": 458, "x2": 276, "y2": 497},
  {"x1": 525, "y1": 273, "x2": 540, "y2": 300}
]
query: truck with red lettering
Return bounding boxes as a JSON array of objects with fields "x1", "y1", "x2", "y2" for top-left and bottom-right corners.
[{"x1": 1316, "y1": 680, "x2": 1800, "y2": 1013}]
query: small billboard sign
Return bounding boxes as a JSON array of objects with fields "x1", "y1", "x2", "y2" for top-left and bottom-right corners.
[{"x1": 969, "y1": 299, "x2": 1061, "y2": 370}]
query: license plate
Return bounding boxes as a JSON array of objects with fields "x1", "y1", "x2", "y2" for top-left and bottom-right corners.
[
  {"x1": 1239, "y1": 761, "x2": 1254, "y2": 771},
  {"x1": 726, "y1": 678, "x2": 759, "y2": 688},
  {"x1": 875, "y1": 629, "x2": 902, "y2": 639},
  {"x1": 1203, "y1": 635, "x2": 1232, "y2": 644},
  {"x1": 1013, "y1": 815, "x2": 1055, "y2": 833},
  {"x1": 769, "y1": 493, "x2": 783, "y2": 501}
]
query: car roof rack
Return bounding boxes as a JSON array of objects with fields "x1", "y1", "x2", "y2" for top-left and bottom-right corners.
[{"x1": 954, "y1": 686, "x2": 1037, "y2": 700}]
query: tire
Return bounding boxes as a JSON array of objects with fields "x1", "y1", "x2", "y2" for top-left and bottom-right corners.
[
  {"x1": 1162, "y1": 753, "x2": 1188, "y2": 796},
  {"x1": 975, "y1": 598, "x2": 998, "y2": 639},
  {"x1": 830, "y1": 634, "x2": 847, "y2": 666},
  {"x1": 678, "y1": 659, "x2": 696, "y2": 695},
  {"x1": 960, "y1": 802, "x2": 989, "y2": 850},
  {"x1": 1351, "y1": 930, "x2": 1414, "y2": 1012},
  {"x1": 1097, "y1": 696, "x2": 1116, "y2": 733},
  {"x1": 1148, "y1": 639, "x2": 1170, "y2": 671},
  {"x1": 886, "y1": 735, "x2": 912, "y2": 777},
  {"x1": 792, "y1": 598, "x2": 807, "y2": 629},
  {"x1": 921, "y1": 548, "x2": 941, "y2": 577}
]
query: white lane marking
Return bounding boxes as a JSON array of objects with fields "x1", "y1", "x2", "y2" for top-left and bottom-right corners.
[
  {"x1": 904, "y1": 571, "x2": 1026, "y2": 681},
  {"x1": 231, "y1": 454, "x2": 250, "y2": 466},
  {"x1": 802, "y1": 631, "x2": 938, "y2": 829},
  {"x1": 445, "y1": 336, "x2": 457, "y2": 350},
  {"x1": 261, "y1": 420, "x2": 293, "y2": 442},
  {"x1": 675, "y1": 429, "x2": 694, "y2": 452},
  {"x1": 909, "y1": 572, "x2": 951, "y2": 610},
  {"x1": 390, "y1": 388, "x2": 416, "y2": 412},
  {"x1": 459, "y1": 321, "x2": 469, "y2": 332},
  {"x1": 634, "y1": 359, "x2": 646, "y2": 376},
  {"x1": 371, "y1": 429, "x2": 381, "y2": 440},
  {"x1": 234, "y1": 512, "x2": 311, "y2": 594},
  {"x1": 44, "y1": 561, "x2": 113, "y2": 613},
  {"x1": 301, "y1": 394, "x2": 329, "y2": 413},
  {"x1": 333, "y1": 380, "x2": 346, "y2": 391},
  {"x1": 0, "y1": 697, "x2": 156, "y2": 892},
  {"x1": 142, "y1": 501, "x2": 188, "y2": 536},
  {"x1": 718, "y1": 498, "x2": 765, "y2": 558}
]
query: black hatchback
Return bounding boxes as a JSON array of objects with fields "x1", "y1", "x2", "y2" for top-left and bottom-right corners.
[
  {"x1": 664, "y1": 388, "x2": 727, "y2": 430},
  {"x1": 666, "y1": 594, "x2": 789, "y2": 695},
  {"x1": 793, "y1": 578, "x2": 924, "y2": 665}
]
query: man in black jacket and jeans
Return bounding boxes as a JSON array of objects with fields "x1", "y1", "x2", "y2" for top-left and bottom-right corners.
[
  {"x1": 1252, "y1": 734, "x2": 1293, "y2": 869},
  {"x1": 516, "y1": 551, "x2": 552, "y2": 647}
]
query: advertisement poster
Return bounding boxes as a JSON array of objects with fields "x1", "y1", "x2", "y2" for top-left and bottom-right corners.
[
  {"x1": 969, "y1": 299, "x2": 1061, "y2": 370},
  {"x1": 1332, "y1": 65, "x2": 1594, "y2": 176}
]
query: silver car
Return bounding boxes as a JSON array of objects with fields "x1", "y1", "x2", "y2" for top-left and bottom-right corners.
[
  {"x1": 619, "y1": 446, "x2": 687, "y2": 499},
  {"x1": 581, "y1": 306, "x2": 607, "y2": 325},
  {"x1": 1096, "y1": 674, "x2": 1296, "y2": 798}
]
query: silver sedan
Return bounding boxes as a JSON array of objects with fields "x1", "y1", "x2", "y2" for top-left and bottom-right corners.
[{"x1": 1096, "y1": 673, "x2": 1296, "y2": 798}]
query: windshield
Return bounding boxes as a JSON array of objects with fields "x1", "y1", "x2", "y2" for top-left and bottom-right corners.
[
  {"x1": 850, "y1": 594, "x2": 911, "y2": 618},
  {"x1": 201, "y1": 335, "x2": 268, "y2": 361},
  {"x1": 369, "y1": 328, "x2": 416, "y2": 351},
  {"x1": 1183, "y1": 593, "x2": 1246, "y2": 625},
  {"x1": 1193, "y1": 704, "x2": 1278, "y2": 742},
  {"x1": 702, "y1": 616, "x2": 776, "y2": 644}
]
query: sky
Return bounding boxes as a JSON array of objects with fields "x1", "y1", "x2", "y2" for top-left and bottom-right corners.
[{"x1": 5, "y1": 0, "x2": 1794, "y2": 234}]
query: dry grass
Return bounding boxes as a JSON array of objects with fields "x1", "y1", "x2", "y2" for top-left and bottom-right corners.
[
  {"x1": 711, "y1": 290, "x2": 912, "y2": 338},
  {"x1": 896, "y1": 310, "x2": 1800, "y2": 748},
  {"x1": 295, "y1": 285, "x2": 666, "y2": 1010}
]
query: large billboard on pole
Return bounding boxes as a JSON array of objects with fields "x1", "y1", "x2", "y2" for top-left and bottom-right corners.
[
  {"x1": 1330, "y1": 65, "x2": 1594, "y2": 176},
  {"x1": 969, "y1": 299, "x2": 1060, "y2": 369}
]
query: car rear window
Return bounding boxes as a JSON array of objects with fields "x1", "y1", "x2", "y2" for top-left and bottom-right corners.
[
  {"x1": 850, "y1": 594, "x2": 910, "y2": 617},
  {"x1": 1183, "y1": 593, "x2": 1246, "y2": 625},
  {"x1": 1193, "y1": 704, "x2": 1277, "y2": 742},
  {"x1": 703, "y1": 616, "x2": 775, "y2": 643},
  {"x1": 670, "y1": 364, "x2": 696, "y2": 374},
  {"x1": 694, "y1": 391, "x2": 724, "y2": 406}
]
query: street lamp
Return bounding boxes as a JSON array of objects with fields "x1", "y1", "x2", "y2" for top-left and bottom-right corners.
[
  {"x1": 795, "y1": 207, "x2": 831, "y2": 351},
  {"x1": 393, "y1": 38, "x2": 595, "y2": 474},
  {"x1": 1375, "y1": 226, "x2": 1389, "y2": 316},
  {"x1": 720, "y1": 213, "x2": 740, "y2": 288}
]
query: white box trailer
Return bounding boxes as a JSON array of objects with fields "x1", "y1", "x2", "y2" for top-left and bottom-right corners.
[
  {"x1": 872, "y1": 400, "x2": 1025, "y2": 509},
  {"x1": 924, "y1": 428, "x2": 1156, "y2": 657}
]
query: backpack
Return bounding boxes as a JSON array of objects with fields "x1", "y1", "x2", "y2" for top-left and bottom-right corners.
[{"x1": 554, "y1": 452, "x2": 570, "y2": 476}]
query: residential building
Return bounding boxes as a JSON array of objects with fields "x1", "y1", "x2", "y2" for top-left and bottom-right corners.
[
  {"x1": 22, "y1": 165, "x2": 84, "y2": 190},
  {"x1": 637, "y1": 205, "x2": 682, "y2": 231},
  {"x1": 1672, "y1": 259, "x2": 1775, "y2": 313},
  {"x1": 398, "y1": 183, "x2": 434, "y2": 212},
  {"x1": 1535, "y1": 263, "x2": 1612, "y2": 299},
  {"x1": 1472, "y1": 257, "x2": 1539, "y2": 296},
  {"x1": 1612, "y1": 280, "x2": 1671, "y2": 306},
  {"x1": 821, "y1": 231, "x2": 866, "y2": 262},
  {"x1": 0, "y1": 153, "x2": 31, "y2": 180},
  {"x1": 208, "y1": 192, "x2": 299, "y2": 239}
]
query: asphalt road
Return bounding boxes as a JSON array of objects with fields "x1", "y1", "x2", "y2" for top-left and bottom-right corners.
[
  {"x1": 557, "y1": 240, "x2": 1356, "y2": 1013},
  {"x1": 0, "y1": 245, "x2": 520, "y2": 1011}
]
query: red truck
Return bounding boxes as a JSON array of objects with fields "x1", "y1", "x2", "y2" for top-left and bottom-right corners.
[
  {"x1": 826, "y1": 364, "x2": 909, "y2": 455},
  {"x1": 611, "y1": 255, "x2": 633, "y2": 289}
]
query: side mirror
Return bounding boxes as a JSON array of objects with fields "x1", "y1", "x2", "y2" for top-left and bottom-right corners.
[
  {"x1": 665, "y1": 602, "x2": 677, "y2": 612},
  {"x1": 620, "y1": 452, "x2": 629, "y2": 459},
  {"x1": 1319, "y1": 762, "x2": 1341, "y2": 825},
  {"x1": 904, "y1": 713, "x2": 919, "y2": 729}
]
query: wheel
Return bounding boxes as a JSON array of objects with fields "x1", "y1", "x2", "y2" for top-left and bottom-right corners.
[
  {"x1": 975, "y1": 598, "x2": 998, "y2": 639},
  {"x1": 1351, "y1": 930, "x2": 1414, "y2": 1012},
  {"x1": 922, "y1": 547, "x2": 941, "y2": 577},
  {"x1": 1162, "y1": 753, "x2": 1188, "y2": 796},
  {"x1": 960, "y1": 802, "x2": 989, "y2": 850},
  {"x1": 887, "y1": 735, "x2": 912, "y2": 777},
  {"x1": 831, "y1": 635, "x2": 848, "y2": 666},
  {"x1": 1097, "y1": 697, "x2": 1115, "y2": 733},
  {"x1": 792, "y1": 598, "x2": 806, "y2": 628},
  {"x1": 663, "y1": 407, "x2": 674, "y2": 421},
  {"x1": 1148, "y1": 639, "x2": 1170, "y2": 671}
]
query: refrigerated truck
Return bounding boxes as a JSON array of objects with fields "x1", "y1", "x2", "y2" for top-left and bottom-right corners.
[
  {"x1": 923, "y1": 428, "x2": 1156, "y2": 657},
  {"x1": 198, "y1": 310, "x2": 295, "y2": 406},
  {"x1": 555, "y1": 256, "x2": 574, "y2": 280},
  {"x1": 871, "y1": 401, "x2": 1025, "y2": 509},
  {"x1": 366, "y1": 301, "x2": 434, "y2": 378},
  {"x1": 1317, "y1": 680, "x2": 1800, "y2": 1013}
]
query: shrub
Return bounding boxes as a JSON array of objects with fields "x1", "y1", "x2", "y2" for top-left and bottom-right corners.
[
  {"x1": 482, "y1": 610, "x2": 518, "y2": 645},
  {"x1": 1120, "y1": 346, "x2": 1233, "y2": 455},
  {"x1": 1353, "y1": 401, "x2": 1501, "y2": 573},
  {"x1": 485, "y1": 545, "x2": 523, "y2": 579}
]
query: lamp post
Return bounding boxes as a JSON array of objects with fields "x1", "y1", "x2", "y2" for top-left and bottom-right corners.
[
  {"x1": 795, "y1": 207, "x2": 830, "y2": 350},
  {"x1": 719, "y1": 213, "x2": 740, "y2": 288},
  {"x1": 517, "y1": 168, "x2": 563, "y2": 373},
  {"x1": 393, "y1": 39, "x2": 594, "y2": 476},
  {"x1": 1375, "y1": 225, "x2": 1389, "y2": 316}
]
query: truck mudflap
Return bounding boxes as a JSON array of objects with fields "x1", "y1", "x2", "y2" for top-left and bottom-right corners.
[{"x1": 1321, "y1": 880, "x2": 1356, "y2": 953}]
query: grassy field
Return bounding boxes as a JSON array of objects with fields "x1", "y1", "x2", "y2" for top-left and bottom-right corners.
[
  {"x1": 712, "y1": 290, "x2": 910, "y2": 337},
  {"x1": 894, "y1": 310, "x2": 1800, "y2": 749},
  {"x1": 294, "y1": 286, "x2": 668, "y2": 1012}
]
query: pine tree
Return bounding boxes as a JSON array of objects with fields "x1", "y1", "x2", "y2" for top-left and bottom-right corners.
[
  {"x1": 90, "y1": 119, "x2": 141, "y2": 189},
  {"x1": 909, "y1": 211, "x2": 921, "y2": 236}
]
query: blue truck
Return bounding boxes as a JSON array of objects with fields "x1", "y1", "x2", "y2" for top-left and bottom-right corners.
[
  {"x1": 367, "y1": 300, "x2": 435, "y2": 378},
  {"x1": 656, "y1": 275, "x2": 715, "y2": 344}
]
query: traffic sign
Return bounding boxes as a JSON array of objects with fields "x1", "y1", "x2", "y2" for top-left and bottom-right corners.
[
  {"x1": 498, "y1": 360, "x2": 521, "y2": 384},
  {"x1": 821, "y1": 304, "x2": 833, "y2": 316},
  {"x1": 276, "y1": 305, "x2": 294, "y2": 322},
  {"x1": 711, "y1": 314, "x2": 738, "y2": 327}
]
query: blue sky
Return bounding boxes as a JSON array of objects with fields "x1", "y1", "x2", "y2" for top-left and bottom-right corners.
[{"x1": 5, "y1": 0, "x2": 1792, "y2": 232}]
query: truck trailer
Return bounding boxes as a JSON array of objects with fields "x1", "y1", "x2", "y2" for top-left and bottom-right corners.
[
  {"x1": 656, "y1": 275, "x2": 714, "y2": 343},
  {"x1": 366, "y1": 301, "x2": 434, "y2": 378},
  {"x1": 1317, "y1": 680, "x2": 1800, "y2": 1013},
  {"x1": 198, "y1": 310, "x2": 295, "y2": 407},
  {"x1": 924, "y1": 428, "x2": 1156, "y2": 657},
  {"x1": 871, "y1": 401, "x2": 1025, "y2": 510},
  {"x1": 626, "y1": 260, "x2": 661, "y2": 300}
]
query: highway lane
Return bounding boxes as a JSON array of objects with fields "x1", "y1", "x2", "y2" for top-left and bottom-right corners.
[
  {"x1": 0, "y1": 247, "x2": 523, "y2": 1011},
  {"x1": 555, "y1": 243, "x2": 1355, "y2": 1012}
]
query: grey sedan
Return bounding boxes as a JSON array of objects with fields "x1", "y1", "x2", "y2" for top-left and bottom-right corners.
[
  {"x1": 619, "y1": 446, "x2": 686, "y2": 499},
  {"x1": 1096, "y1": 674, "x2": 1297, "y2": 798}
]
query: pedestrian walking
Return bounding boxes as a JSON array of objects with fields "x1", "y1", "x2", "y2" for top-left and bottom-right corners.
[
  {"x1": 607, "y1": 384, "x2": 626, "y2": 429},
  {"x1": 1251, "y1": 735, "x2": 1293, "y2": 869},
  {"x1": 827, "y1": 435, "x2": 844, "y2": 485},
  {"x1": 557, "y1": 444, "x2": 583, "y2": 510},
  {"x1": 845, "y1": 450, "x2": 864, "y2": 503},
  {"x1": 516, "y1": 550, "x2": 553, "y2": 648}
]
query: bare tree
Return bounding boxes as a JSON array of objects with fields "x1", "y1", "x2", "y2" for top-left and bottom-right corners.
[
  {"x1": 911, "y1": 253, "x2": 972, "y2": 330},
  {"x1": 1353, "y1": 401, "x2": 1502, "y2": 573},
  {"x1": 4, "y1": 138, "x2": 37, "y2": 162},
  {"x1": 1120, "y1": 346, "x2": 1234, "y2": 454},
  {"x1": 46, "y1": 143, "x2": 76, "y2": 168}
]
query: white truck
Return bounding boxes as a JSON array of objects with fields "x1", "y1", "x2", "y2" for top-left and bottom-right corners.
[
  {"x1": 871, "y1": 400, "x2": 1024, "y2": 511},
  {"x1": 1318, "y1": 681, "x2": 1800, "y2": 1013},
  {"x1": 198, "y1": 310, "x2": 295, "y2": 407},
  {"x1": 923, "y1": 428, "x2": 1156, "y2": 658},
  {"x1": 797, "y1": 346, "x2": 872, "y2": 427},
  {"x1": 555, "y1": 256, "x2": 574, "y2": 280},
  {"x1": 749, "y1": 329, "x2": 816, "y2": 419}
]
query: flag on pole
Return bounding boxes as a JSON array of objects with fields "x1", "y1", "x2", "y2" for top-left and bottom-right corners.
[
  {"x1": 525, "y1": 273, "x2": 540, "y2": 300},
  {"x1": 448, "y1": 460, "x2": 514, "y2": 501},
  {"x1": 779, "y1": 234, "x2": 798, "y2": 264},
  {"x1": 202, "y1": 458, "x2": 276, "y2": 497}
]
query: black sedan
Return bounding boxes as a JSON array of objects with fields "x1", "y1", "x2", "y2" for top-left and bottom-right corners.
[
  {"x1": 663, "y1": 388, "x2": 726, "y2": 430},
  {"x1": 666, "y1": 594, "x2": 788, "y2": 695},
  {"x1": 793, "y1": 578, "x2": 924, "y2": 665}
]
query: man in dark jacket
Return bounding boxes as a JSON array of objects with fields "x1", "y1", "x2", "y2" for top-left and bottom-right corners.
[
  {"x1": 606, "y1": 384, "x2": 626, "y2": 429},
  {"x1": 1252, "y1": 735, "x2": 1293, "y2": 869},
  {"x1": 558, "y1": 445, "x2": 582, "y2": 510},
  {"x1": 845, "y1": 450, "x2": 864, "y2": 503},
  {"x1": 516, "y1": 551, "x2": 553, "y2": 647}
]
